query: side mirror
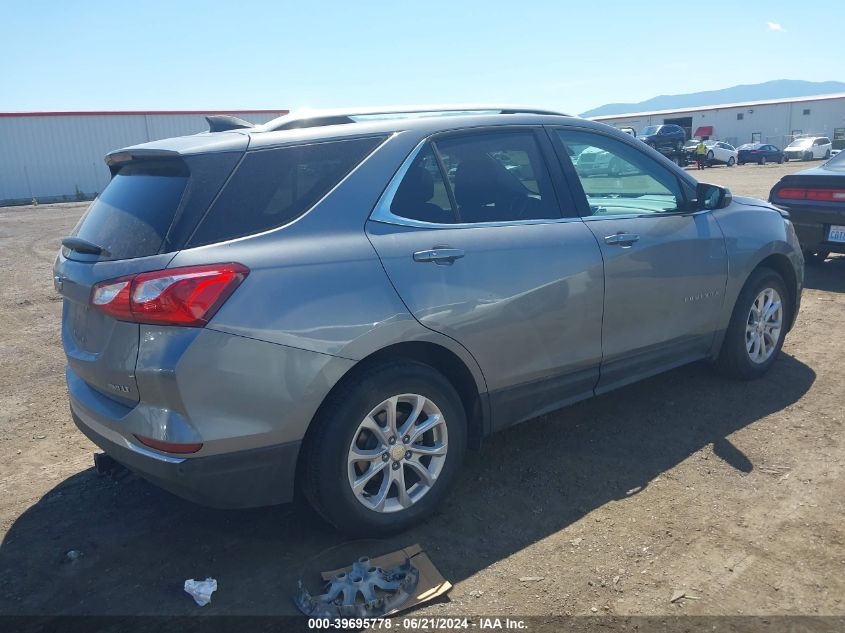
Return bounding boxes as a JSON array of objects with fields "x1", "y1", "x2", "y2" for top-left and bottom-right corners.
[{"x1": 697, "y1": 182, "x2": 732, "y2": 210}]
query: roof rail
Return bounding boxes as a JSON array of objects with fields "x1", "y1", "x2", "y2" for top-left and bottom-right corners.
[{"x1": 259, "y1": 105, "x2": 568, "y2": 132}]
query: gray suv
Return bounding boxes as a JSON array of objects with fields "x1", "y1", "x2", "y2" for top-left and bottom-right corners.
[{"x1": 54, "y1": 106, "x2": 803, "y2": 535}]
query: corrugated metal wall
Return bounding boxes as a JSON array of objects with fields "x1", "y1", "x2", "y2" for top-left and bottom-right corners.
[
  {"x1": 593, "y1": 97, "x2": 845, "y2": 150},
  {"x1": 0, "y1": 111, "x2": 287, "y2": 205}
]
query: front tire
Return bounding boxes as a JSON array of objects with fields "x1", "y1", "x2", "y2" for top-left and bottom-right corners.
[
  {"x1": 760, "y1": 156, "x2": 767, "y2": 165},
  {"x1": 714, "y1": 267, "x2": 790, "y2": 380},
  {"x1": 302, "y1": 361, "x2": 467, "y2": 536},
  {"x1": 727, "y1": 156, "x2": 736, "y2": 167}
]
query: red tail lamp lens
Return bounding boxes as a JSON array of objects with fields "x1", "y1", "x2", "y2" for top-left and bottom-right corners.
[{"x1": 91, "y1": 263, "x2": 249, "y2": 326}]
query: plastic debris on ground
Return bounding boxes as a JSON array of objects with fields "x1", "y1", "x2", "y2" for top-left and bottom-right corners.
[{"x1": 184, "y1": 577, "x2": 218, "y2": 606}]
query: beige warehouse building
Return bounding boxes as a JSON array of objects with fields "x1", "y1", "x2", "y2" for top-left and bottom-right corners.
[{"x1": 591, "y1": 93, "x2": 845, "y2": 150}]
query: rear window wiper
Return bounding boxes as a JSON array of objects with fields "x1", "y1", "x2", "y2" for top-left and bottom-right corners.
[{"x1": 61, "y1": 236, "x2": 110, "y2": 257}]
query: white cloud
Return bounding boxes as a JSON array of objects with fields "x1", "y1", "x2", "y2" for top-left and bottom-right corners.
[{"x1": 767, "y1": 22, "x2": 786, "y2": 32}]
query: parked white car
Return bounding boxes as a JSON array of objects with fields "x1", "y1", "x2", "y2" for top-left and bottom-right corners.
[
  {"x1": 573, "y1": 146, "x2": 638, "y2": 177},
  {"x1": 784, "y1": 137, "x2": 832, "y2": 161},
  {"x1": 703, "y1": 140, "x2": 738, "y2": 166}
]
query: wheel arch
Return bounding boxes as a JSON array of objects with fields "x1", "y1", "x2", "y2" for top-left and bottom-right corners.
[
  {"x1": 753, "y1": 254, "x2": 799, "y2": 331},
  {"x1": 297, "y1": 341, "x2": 489, "y2": 487}
]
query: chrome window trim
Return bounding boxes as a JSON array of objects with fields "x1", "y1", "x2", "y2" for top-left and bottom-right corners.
[{"x1": 369, "y1": 137, "x2": 579, "y2": 229}]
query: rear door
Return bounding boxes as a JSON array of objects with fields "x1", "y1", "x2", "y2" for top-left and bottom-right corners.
[
  {"x1": 549, "y1": 127, "x2": 728, "y2": 393},
  {"x1": 366, "y1": 128, "x2": 604, "y2": 430}
]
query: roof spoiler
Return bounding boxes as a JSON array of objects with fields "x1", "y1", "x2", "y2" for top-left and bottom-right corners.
[{"x1": 205, "y1": 114, "x2": 254, "y2": 132}]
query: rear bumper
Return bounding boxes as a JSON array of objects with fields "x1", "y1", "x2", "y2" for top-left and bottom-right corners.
[
  {"x1": 781, "y1": 206, "x2": 845, "y2": 254},
  {"x1": 71, "y1": 405, "x2": 301, "y2": 508}
]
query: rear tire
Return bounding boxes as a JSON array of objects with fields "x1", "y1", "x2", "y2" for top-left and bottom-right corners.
[
  {"x1": 302, "y1": 361, "x2": 467, "y2": 536},
  {"x1": 714, "y1": 267, "x2": 790, "y2": 380}
]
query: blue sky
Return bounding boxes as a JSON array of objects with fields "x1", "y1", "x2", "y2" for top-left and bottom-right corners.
[{"x1": 2, "y1": 0, "x2": 842, "y2": 116}]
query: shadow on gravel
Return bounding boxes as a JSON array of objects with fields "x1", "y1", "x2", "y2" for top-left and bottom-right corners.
[
  {"x1": 0, "y1": 353, "x2": 815, "y2": 616},
  {"x1": 803, "y1": 255, "x2": 845, "y2": 293}
]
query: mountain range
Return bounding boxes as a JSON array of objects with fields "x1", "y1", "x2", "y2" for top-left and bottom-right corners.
[{"x1": 580, "y1": 79, "x2": 845, "y2": 118}]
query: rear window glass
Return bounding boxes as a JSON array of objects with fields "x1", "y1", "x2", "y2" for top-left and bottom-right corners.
[
  {"x1": 70, "y1": 161, "x2": 188, "y2": 260},
  {"x1": 188, "y1": 136, "x2": 384, "y2": 246}
]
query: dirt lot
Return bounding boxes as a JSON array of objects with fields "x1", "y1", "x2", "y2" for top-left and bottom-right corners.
[{"x1": 0, "y1": 161, "x2": 843, "y2": 620}]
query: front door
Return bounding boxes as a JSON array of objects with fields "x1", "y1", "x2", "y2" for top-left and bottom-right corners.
[
  {"x1": 366, "y1": 128, "x2": 604, "y2": 429},
  {"x1": 551, "y1": 127, "x2": 728, "y2": 393}
]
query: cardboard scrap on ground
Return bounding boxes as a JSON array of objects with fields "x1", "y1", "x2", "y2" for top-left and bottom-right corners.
[{"x1": 320, "y1": 543, "x2": 451, "y2": 614}]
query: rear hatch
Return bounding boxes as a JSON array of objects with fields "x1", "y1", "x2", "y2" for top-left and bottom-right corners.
[{"x1": 54, "y1": 150, "x2": 242, "y2": 405}]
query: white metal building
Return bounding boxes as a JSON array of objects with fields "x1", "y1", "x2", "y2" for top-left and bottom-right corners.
[
  {"x1": 0, "y1": 110, "x2": 288, "y2": 205},
  {"x1": 591, "y1": 93, "x2": 845, "y2": 150}
]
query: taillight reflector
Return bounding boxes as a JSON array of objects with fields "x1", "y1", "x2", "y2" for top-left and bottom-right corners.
[
  {"x1": 134, "y1": 435, "x2": 203, "y2": 454},
  {"x1": 777, "y1": 187, "x2": 845, "y2": 202},
  {"x1": 91, "y1": 263, "x2": 249, "y2": 327}
]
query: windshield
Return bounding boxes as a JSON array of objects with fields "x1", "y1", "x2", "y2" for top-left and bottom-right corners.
[
  {"x1": 738, "y1": 144, "x2": 758, "y2": 150},
  {"x1": 640, "y1": 126, "x2": 659, "y2": 136},
  {"x1": 788, "y1": 139, "x2": 812, "y2": 148}
]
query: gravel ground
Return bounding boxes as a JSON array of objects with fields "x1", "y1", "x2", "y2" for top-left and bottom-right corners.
[{"x1": 0, "y1": 160, "x2": 843, "y2": 619}]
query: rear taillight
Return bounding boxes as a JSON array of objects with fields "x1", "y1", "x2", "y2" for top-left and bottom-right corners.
[
  {"x1": 91, "y1": 263, "x2": 249, "y2": 326},
  {"x1": 776, "y1": 187, "x2": 845, "y2": 202}
]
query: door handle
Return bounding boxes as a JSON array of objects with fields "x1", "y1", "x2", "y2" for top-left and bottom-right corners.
[
  {"x1": 413, "y1": 248, "x2": 465, "y2": 264},
  {"x1": 604, "y1": 233, "x2": 640, "y2": 247}
]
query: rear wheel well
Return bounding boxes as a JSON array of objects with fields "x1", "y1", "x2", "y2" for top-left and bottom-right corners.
[
  {"x1": 301, "y1": 342, "x2": 485, "y2": 464},
  {"x1": 753, "y1": 254, "x2": 798, "y2": 330}
]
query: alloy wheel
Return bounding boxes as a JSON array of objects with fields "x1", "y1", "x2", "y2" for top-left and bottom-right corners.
[
  {"x1": 745, "y1": 287, "x2": 783, "y2": 364},
  {"x1": 347, "y1": 394, "x2": 448, "y2": 513}
]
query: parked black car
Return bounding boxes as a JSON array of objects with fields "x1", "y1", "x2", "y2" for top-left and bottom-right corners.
[
  {"x1": 738, "y1": 143, "x2": 786, "y2": 165},
  {"x1": 769, "y1": 151, "x2": 845, "y2": 264},
  {"x1": 637, "y1": 124, "x2": 686, "y2": 151}
]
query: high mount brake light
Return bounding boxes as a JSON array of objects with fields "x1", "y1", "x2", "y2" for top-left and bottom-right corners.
[
  {"x1": 777, "y1": 187, "x2": 845, "y2": 202},
  {"x1": 91, "y1": 263, "x2": 249, "y2": 327}
]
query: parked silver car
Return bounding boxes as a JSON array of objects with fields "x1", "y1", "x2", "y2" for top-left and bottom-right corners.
[{"x1": 54, "y1": 106, "x2": 804, "y2": 535}]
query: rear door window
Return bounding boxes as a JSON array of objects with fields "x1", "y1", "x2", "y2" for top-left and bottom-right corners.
[
  {"x1": 188, "y1": 136, "x2": 384, "y2": 246},
  {"x1": 389, "y1": 145, "x2": 456, "y2": 223},
  {"x1": 69, "y1": 161, "x2": 188, "y2": 261},
  {"x1": 434, "y1": 131, "x2": 560, "y2": 223}
]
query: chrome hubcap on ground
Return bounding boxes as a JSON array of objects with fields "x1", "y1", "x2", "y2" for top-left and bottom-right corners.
[
  {"x1": 347, "y1": 394, "x2": 448, "y2": 513},
  {"x1": 746, "y1": 287, "x2": 782, "y2": 364}
]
